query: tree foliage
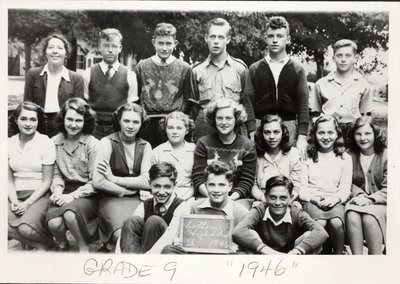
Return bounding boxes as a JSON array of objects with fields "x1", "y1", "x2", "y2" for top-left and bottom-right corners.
[{"x1": 9, "y1": 10, "x2": 388, "y2": 79}]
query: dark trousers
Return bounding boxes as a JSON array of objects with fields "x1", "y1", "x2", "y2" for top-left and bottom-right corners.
[{"x1": 120, "y1": 215, "x2": 168, "y2": 253}]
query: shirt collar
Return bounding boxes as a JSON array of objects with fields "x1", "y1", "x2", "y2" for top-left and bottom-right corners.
[
  {"x1": 263, "y1": 150, "x2": 283, "y2": 162},
  {"x1": 40, "y1": 64, "x2": 70, "y2": 82},
  {"x1": 328, "y1": 71, "x2": 363, "y2": 82},
  {"x1": 197, "y1": 198, "x2": 234, "y2": 217},
  {"x1": 151, "y1": 55, "x2": 176, "y2": 65},
  {"x1": 11, "y1": 132, "x2": 39, "y2": 151},
  {"x1": 53, "y1": 133, "x2": 90, "y2": 146},
  {"x1": 154, "y1": 192, "x2": 177, "y2": 213},
  {"x1": 265, "y1": 54, "x2": 289, "y2": 65},
  {"x1": 263, "y1": 206, "x2": 292, "y2": 226},
  {"x1": 100, "y1": 60, "x2": 120, "y2": 73},
  {"x1": 206, "y1": 54, "x2": 232, "y2": 68}
]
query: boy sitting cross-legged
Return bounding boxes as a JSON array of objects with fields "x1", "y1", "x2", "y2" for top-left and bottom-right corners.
[
  {"x1": 119, "y1": 162, "x2": 190, "y2": 253},
  {"x1": 233, "y1": 174, "x2": 328, "y2": 255}
]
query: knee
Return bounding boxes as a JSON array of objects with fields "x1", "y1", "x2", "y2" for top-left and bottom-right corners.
[
  {"x1": 329, "y1": 218, "x2": 344, "y2": 231},
  {"x1": 317, "y1": 219, "x2": 327, "y2": 227},
  {"x1": 145, "y1": 215, "x2": 166, "y2": 227},
  {"x1": 48, "y1": 217, "x2": 64, "y2": 230},
  {"x1": 346, "y1": 211, "x2": 361, "y2": 226},
  {"x1": 361, "y1": 214, "x2": 378, "y2": 227},
  {"x1": 18, "y1": 224, "x2": 40, "y2": 240},
  {"x1": 122, "y1": 216, "x2": 143, "y2": 232},
  {"x1": 63, "y1": 210, "x2": 77, "y2": 224}
]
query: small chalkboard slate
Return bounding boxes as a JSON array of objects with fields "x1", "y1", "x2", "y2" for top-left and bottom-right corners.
[{"x1": 179, "y1": 214, "x2": 233, "y2": 254}]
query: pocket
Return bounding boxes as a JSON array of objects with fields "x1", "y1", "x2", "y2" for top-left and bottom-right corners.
[{"x1": 224, "y1": 83, "x2": 241, "y2": 101}]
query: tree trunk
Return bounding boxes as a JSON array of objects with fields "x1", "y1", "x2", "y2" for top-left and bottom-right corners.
[
  {"x1": 24, "y1": 42, "x2": 31, "y2": 73},
  {"x1": 314, "y1": 52, "x2": 325, "y2": 79},
  {"x1": 67, "y1": 37, "x2": 77, "y2": 71}
]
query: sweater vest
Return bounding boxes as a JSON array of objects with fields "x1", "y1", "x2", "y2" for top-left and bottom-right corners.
[
  {"x1": 107, "y1": 132, "x2": 146, "y2": 178},
  {"x1": 88, "y1": 64, "x2": 129, "y2": 112},
  {"x1": 143, "y1": 197, "x2": 184, "y2": 225}
]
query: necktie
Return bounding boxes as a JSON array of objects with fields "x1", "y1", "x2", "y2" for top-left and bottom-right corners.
[
  {"x1": 105, "y1": 65, "x2": 113, "y2": 80},
  {"x1": 154, "y1": 203, "x2": 165, "y2": 216}
]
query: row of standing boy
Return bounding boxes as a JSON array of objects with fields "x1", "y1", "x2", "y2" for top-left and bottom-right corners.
[{"x1": 8, "y1": 15, "x2": 383, "y2": 254}]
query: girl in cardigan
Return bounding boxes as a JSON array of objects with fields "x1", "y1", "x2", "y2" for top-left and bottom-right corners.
[
  {"x1": 192, "y1": 98, "x2": 257, "y2": 204},
  {"x1": 8, "y1": 102, "x2": 56, "y2": 250},
  {"x1": 299, "y1": 115, "x2": 352, "y2": 254},
  {"x1": 345, "y1": 116, "x2": 387, "y2": 254},
  {"x1": 151, "y1": 111, "x2": 195, "y2": 201},
  {"x1": 252, "y1": 114, "x2": 306, "y2": 204},
  {"x1": 46, "y1": 98, "x2": 98, "y2": 252},
  {"x1": 93, "y1": 103, "x2": 152, "y2": 251}
]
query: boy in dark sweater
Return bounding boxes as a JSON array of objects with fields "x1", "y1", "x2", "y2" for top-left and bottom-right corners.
[
  {"x1": 136, "y1": 23, "x2": 191, "y2": 148},
  {"x1": 233, "y1": 175, "x2": 328, "y2": 254},
  {"x1": 119, "y1": 162, "x2": 190, "y2": 253},
  {"x1": 249, "y1": 16, "x2": 309, "y2": 159}
]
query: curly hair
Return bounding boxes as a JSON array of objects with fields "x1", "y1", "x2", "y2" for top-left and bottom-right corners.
[
  {"x1": 266, "y1": 16, "x2": 290, "y2": 35},
  {"x1": 265, "y1": 174, "x2": 294, "y2": 196},
  {"x1": 39, "y1": 33, "x2": 72, "y2": 64},
  {"x1": 8, "y1": 101, "x2": 47, "y2": 136},
  {"x1": 204, "y1": 160, "x2": 233, "y2": 183},
  {"x1": 348, "y1": 116, "x2": 386, "y2": 154},
  {"x1": 113, "y1": 103, "x2": 147, "y2": 137},
  {"x1": 54, "y1": 98, "x2": 96, "y2": 136},
  {"x1": 153, "y1": 23, "x2": 177, "y2": 39},
  {"x1": 254, "y1": 114, "x2": 291, "y2": 157},
  {"x1": 149, "y1": 162, "x2": 178, "y2": 184},
  {"x1": 205, "y1": 98, "x2": 247, "y2": 130},
  {"x1": 307, "y1": 115, "x2": 344, "y2": 162},
  {"x1": 163, "y1": 111, "x2": 195, "y2": 142}
]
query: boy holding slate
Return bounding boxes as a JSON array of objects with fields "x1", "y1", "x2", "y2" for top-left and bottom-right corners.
[
  {"x1": 233, "y1": 175, "x2": 328, "y2": 255},
  {"x1": 148, "y1": 160, "x2": 248, "y2": 254},
  {"x1": 119, "y1": 162, "x2": 190, "y2": 253}
]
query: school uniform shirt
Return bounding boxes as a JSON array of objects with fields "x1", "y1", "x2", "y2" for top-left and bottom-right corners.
[
  {"x1": 310, "y1": 71, "x2": 372, "y2": 123},
  {"x1": 299, "y1": 151, "x2": 352, "y2": 203},
  {"x1": 8, "y1": 132, "x2": 56, "y2": 191},
  {"x1": 51, "y1": 133, "x2": 99, "y2": 198},
  {"x1": 189, "y1": 54, "x2": 256, "y2": 132},
  {"x1": 233, "y1": 204, "x2": 329, "y2": 254},
  {"x1": 135, "y1": 55, "x2": 191, "y2": 114},
  {"x1": 151, "y1": 141, "x2": 195, "y2": 199}
]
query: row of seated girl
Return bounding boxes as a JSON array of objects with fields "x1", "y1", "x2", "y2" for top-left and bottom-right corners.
[{"x1": 8, "y1": 97, "x2": 386, "y2": 255}]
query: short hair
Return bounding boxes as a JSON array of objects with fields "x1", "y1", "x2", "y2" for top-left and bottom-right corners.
[
  {"x1": 153, "y1": 23, "x2": 177, "y2": 39},
  {"x1": 99, "y1": 28, "x2": 123, "y2": 44},
  {"x1": 113, "y1": 103, "x2": 147, "y2": 137},
  {"x1": 54, "y1": 98, "x2": 96, "y2": 136},
  {"x1": 348, "y1": 116, "x2": 386, "y2": 154},
  {"x1": 39, "y1": 33, "x2": 72, "y2": 63},
  {"x1": 333, "y1": 39, "x2": 358, "y2": 55},
  {"x1": 205, "y1": 98, "x2": 247, "y2": 130},
  {"x1": 206, "y1": 18, "x2": 231, "y2": 35},
  {"x1": 307, "y1": 115, "x2": 344, "y2": 162},
  {"x1": 204, "y1": 160, "x2": 233, "y2": 183},
  {"x1": 8, "y1": 101, "x2": 47, "y2": 136},
  {"x1": 149, "y1": 162, "x2": 178, "y2": 184},
  {"x1": 163, "y1": 111, "x2": 195, "y2": 141},
  {"x1": 265, "y1": 174, "x2": 294, "y2": 195},
  {"x1": 266, "y1": 16, "x2": 290, "y2": 36},
  {"x1": 254, "y1": 114, "x2": 291, "y2": 157}
]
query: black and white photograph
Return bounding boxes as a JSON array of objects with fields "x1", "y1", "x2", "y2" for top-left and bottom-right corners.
[{"x1": 1, "y1": 1, "x2": 399, "y2": 283}]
